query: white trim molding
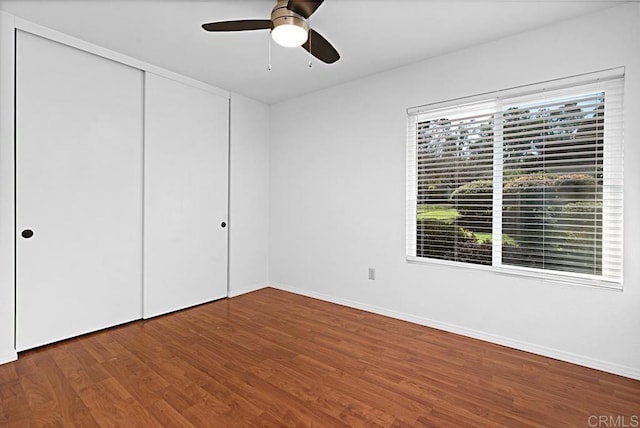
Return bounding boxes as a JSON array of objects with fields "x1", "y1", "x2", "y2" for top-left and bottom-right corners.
[
  {"x1": 0, "y1": 10, "x2": 16, "y2": 366},
  {"x1": 228, "y1": 282, "x2": 269, "y2": 298},
  {"x1": 0, "y1": 351, "x2": 18, "y2": 366},
  {"x1": 269, "y1": 281, "x2": 640, "y2": 381}
]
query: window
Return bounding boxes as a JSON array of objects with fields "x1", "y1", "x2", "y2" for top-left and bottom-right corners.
[{"x1": 406, "y1": 70, "x2": 624, "y2": 288}]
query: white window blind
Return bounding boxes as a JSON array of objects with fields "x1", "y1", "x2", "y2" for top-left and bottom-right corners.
[{"x1": 406, "y1": 70, "x2": 624, "y2": 289}]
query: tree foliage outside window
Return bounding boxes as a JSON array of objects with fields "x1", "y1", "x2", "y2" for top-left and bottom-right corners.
[{"x1": 416, "y1": 110, "x2": 494, "y2": 265}]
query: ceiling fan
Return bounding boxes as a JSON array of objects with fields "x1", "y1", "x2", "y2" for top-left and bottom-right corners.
[{"x1": 202, "y1": 0, "x2": 340, "y2": 64}]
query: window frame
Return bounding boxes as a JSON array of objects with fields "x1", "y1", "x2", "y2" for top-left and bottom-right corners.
[{"x1": 406, "y1": 69, "x2": 624, "y2": 290}]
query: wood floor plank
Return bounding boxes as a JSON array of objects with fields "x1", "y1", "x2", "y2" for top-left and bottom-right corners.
[
  {"x1": 0, "y1": 378, "x2": 30, "y2": 426},
  {"x1": 1, "y1": 287, "x2": 638, "y2": 426}
]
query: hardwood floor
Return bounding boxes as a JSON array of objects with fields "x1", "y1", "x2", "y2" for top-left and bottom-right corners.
[{"x1": 0, "y1": 288, "x2": 638, "y2": 427}]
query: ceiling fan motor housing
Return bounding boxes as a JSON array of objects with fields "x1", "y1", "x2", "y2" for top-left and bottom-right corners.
[{"x1": 271, "y1": 0, "x2": 309, "y2": 35}]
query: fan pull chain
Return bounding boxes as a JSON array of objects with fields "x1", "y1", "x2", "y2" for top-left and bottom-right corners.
[{"x1": 268, "y1": 32, "x2": 272, "y2": 71}]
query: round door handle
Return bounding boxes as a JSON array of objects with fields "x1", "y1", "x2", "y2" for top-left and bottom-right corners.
[
  {"x1": 21, "y1": 229, "x2": 34, "y2": 239},
  {"x1": 221, "y1": 222, "x2": 227, "y2": 228}
]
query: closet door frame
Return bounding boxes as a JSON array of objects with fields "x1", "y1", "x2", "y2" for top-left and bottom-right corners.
[
  {"x1": 0, "y1": 14, "x2": 230, "y2": 363},
  {"x1": 0, "y1": 11, "x2": 16, "y2": 365}
]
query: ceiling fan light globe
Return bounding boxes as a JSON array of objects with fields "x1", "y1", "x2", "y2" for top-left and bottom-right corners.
[{"x1": 271, "y1": 23, "x2": 308, "y2": 47}]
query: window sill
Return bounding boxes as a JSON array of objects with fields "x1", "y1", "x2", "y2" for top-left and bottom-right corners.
[{"x1": 406, "y1": 256, "x2": 623, "y2": 292}]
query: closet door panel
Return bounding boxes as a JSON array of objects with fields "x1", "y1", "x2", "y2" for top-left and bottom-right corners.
[
  {"x1": 143, "y1": 73, "x2": 228, "y2": 318},
  {"x1": 16, "y1": 31, "x2": 143, "y2": 351}
]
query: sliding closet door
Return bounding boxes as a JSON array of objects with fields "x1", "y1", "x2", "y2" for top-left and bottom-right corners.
[
  {"x1": 16, "y1": 31, "x2": 143, "y2": 351},
  {"x1": 143, "y1": 73, "x2": 229, "y2": 318}
]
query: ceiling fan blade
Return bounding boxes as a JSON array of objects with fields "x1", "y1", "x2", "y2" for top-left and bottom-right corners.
[
  {"x1": 202, "y1": 20, "x2": 272, "y2": 32},
  {"x1": 286, "y1": 0, "x2": 324, "y2": 19},
  {"x1": 302, "y1": 29, "x2": 340, "y2": 64}
]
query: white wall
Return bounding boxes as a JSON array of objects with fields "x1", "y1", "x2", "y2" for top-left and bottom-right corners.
[
  {"x1": 228, "y1": 93, "x2": 270, "y2": 296},
  {"x1": 0, "y1": 11, "x2": 16, "y2": 364},
  {"x1": 269, "y1": 3, "x2": 640, "y2": 379}
]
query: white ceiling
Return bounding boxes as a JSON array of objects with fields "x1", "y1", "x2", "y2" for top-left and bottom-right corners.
[{"x1": 0, "y1": 0, "x2": 625, "y2": 104}]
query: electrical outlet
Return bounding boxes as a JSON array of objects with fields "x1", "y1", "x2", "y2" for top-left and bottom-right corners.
[{"x1": 368, "y1": 268, "x2": 375, "y2": 280}]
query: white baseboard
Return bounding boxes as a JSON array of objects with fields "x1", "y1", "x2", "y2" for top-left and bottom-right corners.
[
  {"x1": 269, "y1": 282, "x2": 640, "y2": 381},
  {"x1": 0, "y1": 350, "x2": 17, "y2": 366},
  {"x1": 228, "y1": 281, "x2": 269, "y2": 298}
]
